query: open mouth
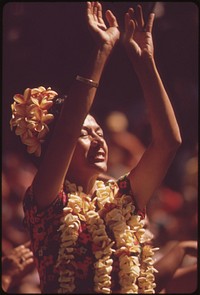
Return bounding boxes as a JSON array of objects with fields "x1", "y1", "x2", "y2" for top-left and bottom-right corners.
[{"x1": 88, "y1": 150, "x2": 106, "y2": 162}]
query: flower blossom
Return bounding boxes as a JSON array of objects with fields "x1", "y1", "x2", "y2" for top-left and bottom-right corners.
[
  {"x1": 10, "y1": 86, "x2": 58, "y2": 157},
  {"x1": 56, "y1": 180, "x2": 158, "y2": 293}
]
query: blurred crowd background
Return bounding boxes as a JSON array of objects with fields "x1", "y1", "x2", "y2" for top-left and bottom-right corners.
[{"x1": 2, "y1": 2, "x2": 198, "y2": 293}]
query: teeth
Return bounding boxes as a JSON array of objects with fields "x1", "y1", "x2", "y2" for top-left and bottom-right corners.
[
  {"x1": 96, "y1": 154, "x2": 104, "y2": 157},
  {"x1": 95, "y1": 152, "x2": 104, "y2": 156},
  {"x1": 89, "y1": 150, "x2": 106, "y2": 162},
  {"x1": 91, "y1": 153, "x2": 105, "y2": 158},
  {"x1": 94, "y1": 155, "x2": 104, "y2": 160}
]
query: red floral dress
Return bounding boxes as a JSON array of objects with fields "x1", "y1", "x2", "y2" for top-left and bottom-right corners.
[{"x1": 23, "y1": 175, "x2": 145, "y2": 293}]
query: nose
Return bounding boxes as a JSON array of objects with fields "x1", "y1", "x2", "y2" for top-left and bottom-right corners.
[{"x1": 90, "y1": 134, "x2": 104, "y2": 147}]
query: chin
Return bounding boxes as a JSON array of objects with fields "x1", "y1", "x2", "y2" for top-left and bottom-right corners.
[{"x1": 90, "y1": 162, "x2": 107, "y2": 173}]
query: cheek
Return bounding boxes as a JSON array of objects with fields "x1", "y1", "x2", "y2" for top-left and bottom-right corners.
[
  {"x1": 74, "y1": 139, "x2": 90, "y2": 159},
  {"x1": 104, "y1": 143, "x2": 109, "y2": 160}
]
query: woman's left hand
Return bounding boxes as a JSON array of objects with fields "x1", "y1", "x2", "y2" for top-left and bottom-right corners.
[{"x1": 123, "y1": 5, "x2": 155, "y2": 65}]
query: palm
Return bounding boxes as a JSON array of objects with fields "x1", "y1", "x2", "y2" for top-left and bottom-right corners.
[
  {"x1": 87, "y1": 2, "x2": 119, "y2": 48},
  {"x1": 123, "y1": 6, "x2": 155, "y2": 60},
  {"x1": 127, "y1": 31, "x2": 154, "y2": 58}
]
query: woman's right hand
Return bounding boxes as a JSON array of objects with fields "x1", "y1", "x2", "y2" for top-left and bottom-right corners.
[
  {"x1": 32, "y1": 2, "x2": 120, "y2": 209},
  {"x1": 86, "y1": 2, "x2": 120, "y2": 50}
]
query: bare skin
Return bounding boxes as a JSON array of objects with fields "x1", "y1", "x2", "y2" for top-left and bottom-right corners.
[
  {"x1": 154, "y1": 240, "x2": 197, "y2": 293},
  {"x1": 123, "y1": 6, "x2": 181, "y2": 209},
  {"x1": 66, "y1": 114, "x2": 108, "y2": 193},
  {"x1": 32, "y1": 2, "x2": 120, "y2": 209},
  {"x1": 22, "y1": 3, "x2": 184, "y2": 294},
  {"x1": 2, "y1": 241, "x2": 35, "y2": 292},
  {"x1": 32, "y1": 2, "x2": 181, "y2": 217}
]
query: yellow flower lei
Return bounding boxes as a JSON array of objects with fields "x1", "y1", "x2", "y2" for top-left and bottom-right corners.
[
  {"x1": 10, "y1": 86, "x2": 58, "y2": 157},
  {"x1": 56, "y1": 180, "x2": 158, "y2": 294}
]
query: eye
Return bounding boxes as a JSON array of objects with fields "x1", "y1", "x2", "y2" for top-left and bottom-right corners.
[
  {"x1": 96, "y1": 130, "x2": 104, "y2": 137},
  {"x1": 80, "y1": 130, "x2": 89, "y2": 138}
]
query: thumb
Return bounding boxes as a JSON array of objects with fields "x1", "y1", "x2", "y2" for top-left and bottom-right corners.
[
  {"x1": 146, "y1": 13, "x2": 155, "y2": 33},
  {"x1": 105, "y1": 10, "x2": 118, "y2": 27}
]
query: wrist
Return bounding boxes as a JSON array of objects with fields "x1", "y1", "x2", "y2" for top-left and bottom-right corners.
[
  {"x1": 78, "y1": 45, "x2": 113, "y2": 84},
  {"x1": 95, "y1": 43, "x2": 114, "y2": 59},
  {"x1": 133, "y1": 56, "x2": 156, "y2": 75}
]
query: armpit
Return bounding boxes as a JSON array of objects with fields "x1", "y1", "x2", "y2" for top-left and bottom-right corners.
[{"x1": 117, "y1": 174, "x2": 146, "y2": 219}]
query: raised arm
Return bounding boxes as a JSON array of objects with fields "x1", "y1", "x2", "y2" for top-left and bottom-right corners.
[
  {"x1": 33, "y1": 2, "x2": 119, "y2": 209},
  {"x1": 122, "y1": 5, "x2": 182, "y2": 210}
]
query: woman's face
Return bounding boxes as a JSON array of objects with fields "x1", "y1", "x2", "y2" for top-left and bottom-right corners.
[{"x1": 70, "y1": 115, "x2": 108, "y2": 175}]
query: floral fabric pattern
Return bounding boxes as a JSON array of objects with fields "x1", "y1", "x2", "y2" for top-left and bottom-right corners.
[{"x1": 23, "y1": 175, "x2": 146, "y2": 293}]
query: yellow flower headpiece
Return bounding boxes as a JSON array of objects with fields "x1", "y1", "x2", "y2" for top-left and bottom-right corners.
[{"x1": 10, "y1": 86, "x2": 58, "y2": 157}]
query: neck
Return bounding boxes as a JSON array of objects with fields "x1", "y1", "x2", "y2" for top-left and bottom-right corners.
[{"x1": 65, "y1": 173, "x2": 98, "y2": 195}]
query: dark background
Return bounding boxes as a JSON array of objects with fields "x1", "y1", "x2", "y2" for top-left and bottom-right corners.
[{"x1": 2, "y1": 1, "x2": 199, "y2": 191}]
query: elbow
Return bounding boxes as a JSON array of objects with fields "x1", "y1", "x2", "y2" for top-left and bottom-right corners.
[
  {"x1": 170, "y1": 132, "x2": 182, "y2": 151},
  {"x1": 165, "y1": 139, "x2": 182, "y2": 157},
  {"x1": 163, "y1": 128, "x2": 182, "y2": 152},
  {"x1": 154, "y1": 132, "x2": 182, "y2": 155},
  {"x1": 168, "y1": 134, "x2": 182, "y2": 152}
]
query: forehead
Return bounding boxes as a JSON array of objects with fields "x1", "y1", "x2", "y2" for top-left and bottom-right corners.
[{"x1": 83, "y1": 115, "x2": 101, "y2": 129}]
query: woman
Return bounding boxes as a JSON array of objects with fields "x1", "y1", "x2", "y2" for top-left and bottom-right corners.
[{"x1": 10, "y1": 2, "x2": 181, "y2": 293}]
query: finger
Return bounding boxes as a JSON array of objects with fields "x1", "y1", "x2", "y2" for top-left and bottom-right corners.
[
  {"x1": 93, "y1": 2, "x2": 98, "y2": 22},
  {"x1": 86, "y1": 1, "x2": 91, "y2": 11},
  {"x1": 125, "y1": 9, "x2": 136, "y2": 39},
  {"x1": 129, "y1": 20, "x2": 135, "y2": 38},
  {"x1": 19, "y1": 256, "x2": 26, "y2": 264},
  {"x1": 87, "y1": 2, "x2": 95, "y2": 25},
  {"x1": 136, "y1": 5, "x2": 145, "y2": 29},
  {"x1": 23, "y1": 255, "x2": 34, "y2": 263},
  {"x1": 126, "y1": 19, "x2": 135, "y2": 40},
  {"x1": 24, "y1": 240, "x2": 31, "y2": 248},
  {"x1": 20, "y1": 256, "x2": 34, "y2": 267},
  {"x1": 19, "y1": 249, "x2": 34, "y2": 263},
  {"x1": 90, "y1": 1, "x2": 94, "y2": 14},
  {"x1": 15, "y1": 246, "x2": 32, "y2": 259},
  {"x1": 22, "y1": 249, "x2": 34, "y2": 259},
  {"x1": 124, "y1": 12, "x2": 130, "y2": 33},
  {"x1": 97, "y1": 2, "x2": 105, "y2": 25},
  {"x1": 88, "y1": 1, "x2": 95, "y2": 19},
  {"x1": 128, "y1": 7, "x2": 138, "y2": 30},
  {"x1": 146, "y1": 13, "x2": 155, "y2": 33},
  {"x1": 125, "y1": 8, "x2": 135, "y2": 31},
  {"x1": 13, "y1": 244, "x2": 26, "y2": 254},
  {"x1": 97, "y1": 2, "x2": 102, "y2": 18},
  {"x1": 25, "y1": 257, "x2": 34, "y2": 265},
  {"x1": 86, "y1": 1, "x2": 92, "y2": 19},
  {"x1": 128, "y1": 7, "x2": 134, "y2": 19},
  {"x1": 105, "y1": 10, "x2": 118, "y2": 28}
]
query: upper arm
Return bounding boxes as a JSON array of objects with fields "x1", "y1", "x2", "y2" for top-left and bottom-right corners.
[
  {"x1": 32, "y1": 130, "x2": 78, "y2": 210},
  {"x1": 128, "y1": 141, "x2": 179, "y2": 210}
]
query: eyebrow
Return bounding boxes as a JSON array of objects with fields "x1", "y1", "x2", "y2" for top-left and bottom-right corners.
[{"x1": 82, "y1": 126, "x2": 103, "y2": 132}]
